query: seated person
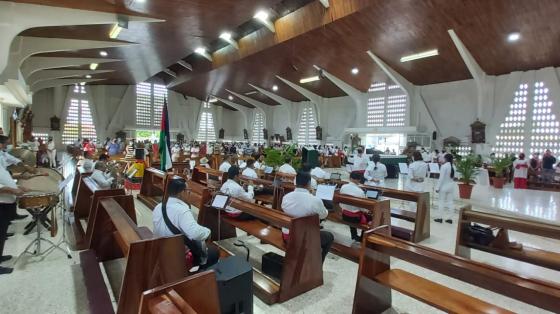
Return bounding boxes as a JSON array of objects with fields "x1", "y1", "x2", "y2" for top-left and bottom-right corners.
[
  {"x1": 254, "y1": 154, "x2": 266, "y2": 170},
  {"x1": 153, "y1": 179, "x2": 218, "y2": 270},
  {"x1": 241, "y1": 158, "x2": 258, "y2": 179},
  {"x1": 364, "y1": 154, "x2": 387, "y2": 186},
  {"x1": 278, "y1": 156, "x2": 297, "y2": 175},
  {"x1": 340, "y1": 172, "x2": 371, "y2": 241},
  {"x1": 90, "y1": 161, "x2": 114, "y2": 188},
  {"x1": 220, "y1": 166, "x2": 255, "y2": 220},
  {"x1": 199, "y1": 157, "x2": 211, "y2": 168},
  {"x1": 295, "y1": 164, "x2": 318, "y2": 190},
  {"x1": 311, "y1": 165, "x2": 330, "y2": 180},
  {"x1": 219, "y1": 154, "x2": 234, "y2": 172},
  {"x1": 281, "y1": 171, "x2": 333, "y2": 264}
]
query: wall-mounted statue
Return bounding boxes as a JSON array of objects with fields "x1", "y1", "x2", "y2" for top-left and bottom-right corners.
[
  {"x1": 315, "y1": 126, "x2": 323, "y2": 140},
  {"x1": 176, "y1": 132, "x2": 185, "y2": 144},
  {"x1": 219, "y1": 128, "x2": 225, "y2": 139},
  {"x1": 50, "y1": 116, "x2": 60, "y2": 131},
  {"x1": 21, "y1": 107, "x2": 33, "y2": 142},
  {"x1": 243, "y1": 129, "x2": 249, "y2": 140},
  {"x1": 470, "y1": 119, "x2": 486, "y2": 143},
  {"x1": 286, "y1": 127, "x2": 292, "y2": 141}
]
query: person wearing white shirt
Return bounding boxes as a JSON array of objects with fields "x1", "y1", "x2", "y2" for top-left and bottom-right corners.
[
  {"x1": 513, "y1": 153, "x2": 529, "y2": 189},
  {"x1": 153, "y1": 178, "x2": 217, "y2": 269},
  {"x1": 171, "y1": 143, "x2": 181, "y2": 162},
  {"x1": 219, "y1": 155, "x2": 234, "y2": 173},
  {"x1": 254, "y1": 154, "x2": 266, "y2": 170},
  {"x1": 435, "y1": 153, "x2": 456, "y2": 224},
  {"x1": 0, "y1": 137, "x2": 32, "y2": 221},
  {"x1": 281, "y1": 171, "x2": 333, "y2": 263},
  {"x1": 220, "y1": 166, "x2": 255, "y2": 220},
  {"x1": 47, "y1": 137, "x2": 56, "y2": 168},
  {"x1": 406, "y1": 152, "x2": 428, "y2": 193},
  {"x1": 241, "y1": 158, "x2": 258, "y2": 179},
  {"x1": 28, "y1": 137, "x2": 39, "y2": 152},
  {"x1": 364, "y1": 154, "x2": 388, "y2": 186},
  {"x1": 311, "y1": 166, "x2": 330, "y2": 180},
  {"x1": 90, "y1": 162, "x2": 114, "y2": 189},
  {"x1": 340, "y1": 172, "x2": 370, "y2": 241},
  {"x1": 421, "y1": 149, "x2": 431, "y2": 162},
  {"x1": 349, "y1": 148, "x2": 369, "y2": 172},
  {"x1": 278, "y1": 156, "x2": 297, "y2": 175}
]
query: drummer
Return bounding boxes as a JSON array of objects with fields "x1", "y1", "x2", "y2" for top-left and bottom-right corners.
[{"x1": 0, "y1": 136, "x2": 31, "y2": 221}]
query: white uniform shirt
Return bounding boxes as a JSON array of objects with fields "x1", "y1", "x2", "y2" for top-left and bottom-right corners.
[
  {"x1": 437, "y1": 162, "x2": 455, "y2": 192},
  {"x1": 0, "y1": 151, "x2": 22, "y2": 169},
  {"x1": 90, "y1": 169, "x2": 114, "y2": 188},
  {"x1": 0, "y1": 165, "x2": 18, "y2": 203},
  {"x1": 364, "y1": 162, "x2": 388, "y2": 184},
  {"x1": 241, "y1": 167, "x2": 258, "y2": 179},
  {"x1": 219, "y1": 161, "x2": 232, "y2": 173},
  {"x1": 278, "y1": 163, "x2": 296, "y2": 175},
  {"x1": 350, "y1": 154, "x2": 369, "y2": 171},
  {"x1": 311, "y1": 167, "x2": 330, "y2": 180},
  {"x1": 220, "y1": 179, "x2": 254, "y2": 215},
  {"x1": 281, "y1": 187, "x2": 328, "y2": 235},
  {"x1": 406, "y1": 161, "x2": 428, "y2": 192},
  {"x1": 254, "y1": 161, "x2": 265, "y2": 170},
  {"x1": 422, "y1": 151, "x2": 431, "y2": 162},
  {"x1": 513, "y1": 159, "x2": 529, "y2": 178},
  {"x1": 47, "y1": 141, "x2": 56, "y2": 151},
  {"x1": 339, "y1": 182, "x2": 366, "y2": 213},
  {"x1": 153, "y1": 197, "x2": 210, "y2": 241}
]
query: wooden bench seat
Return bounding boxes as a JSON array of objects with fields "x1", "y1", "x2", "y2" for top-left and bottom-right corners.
[
  {"x1": 390, "y1": 208, "x2": 416, "y2": 222},
  {"x1": 222, "y1": 217, "x2": 286, "y2": 251},
  {"x1": 353, "y1": 231, "x2": 560, "y2": 313},
  {"x1": 192, "y1": 166, "x2": 227, "y2": 189},
  {"x1": 456, "y1": 206, "x2": 560, "y2": 271}
]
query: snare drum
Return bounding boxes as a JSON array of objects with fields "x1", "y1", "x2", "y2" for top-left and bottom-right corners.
[
  {"x1": 18, "y1": 192, "x2": 58, "y2": 209},
  {"x1": 17, "y1": 167, "x2": 63, "y2": 208}
]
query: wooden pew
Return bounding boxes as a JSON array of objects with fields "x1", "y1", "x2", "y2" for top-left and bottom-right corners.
[
  {"x1": 455, "y1": 205, "x2": 560, "y2": 271},
  {"x1": 71, "y1": 166, "x2": 91, "y2": 203},
  {"x1": 139, "y1": 271, "x2": 220, "y2": 314},
  {"x1": 79, "y1": 195, "x2": 186, "y2": 314},
  {"x1": 72, "y1": 176, "x2": 126, "y2": 249},
  {"x1": 327, "y1": 193, "x2": 391, "y2": 262},
  {"x1": 360, "y1": 184, "x2": 430, "y2": 242},
  {"x1": 238, "y1": 175, "x2": 277, "y2": 207},
  {"x1": 213, "y1": 198, "x2": 323, "y2": 305},
  {"x1": 152, "y1": 161, "x2": 191, "y2": 176},
  {"x1": 191, "y1": 166, "x2": 227, "y2": 189},
  {"x1": 353, "y1": 232, "x2": 560, "y2": 313},
  {"x1": 137, "y1": 167, "x2": 168, "y2": 209}
]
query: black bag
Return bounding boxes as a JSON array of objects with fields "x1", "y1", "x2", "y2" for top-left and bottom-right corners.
[
  {"x1": 466, "y1": 223, "x2": 495, "y2": 246},
  {"x1": 262, "y1": 252, "x2": 284, "y2": 280}
]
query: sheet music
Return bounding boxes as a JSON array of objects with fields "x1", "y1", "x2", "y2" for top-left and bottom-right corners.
[
  {"x1": 315, "y1": 184, "x2": 336, "y2": 201},
  {"x1": 429, "y1": 163, "x2": 440, "y2": 173},
  {"x1": 211, "y1": 195, "x2": 229, "y2": 209},
  {"x1": 398, "y1": 163, "x2": 409, "y2": 174},
  {"x1": 264, "y1": 166, "x2": 273, "y2": 174}
]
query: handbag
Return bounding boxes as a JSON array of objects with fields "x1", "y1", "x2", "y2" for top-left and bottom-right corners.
[{"x1": 466, "y1": 223, "x2": 495, "y2": 246}]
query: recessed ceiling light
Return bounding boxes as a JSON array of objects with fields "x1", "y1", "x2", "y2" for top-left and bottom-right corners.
[
  {"x1": 99, "y1": 51, "x2": 108, "y2": 57},
  {"x1": 219, "y1": 32, "x2": 232, "y2": 41},
  {"x1": 89, "y1": 63, "x2": 98, "y2": 70},
  {"x1": 272, "y1": 85, "x2": 278, "y2": 91},
  {"x1": 80, "y1": 82, "x2": 86, "y2": 86},
  {"x1": 300, "y1": 76, "x2": 320, "y2": 84},
  {"x1": 507, "y1": 32, "x2": 521, "y2": 42},
  {"x1": 195, "y1": 47, "x2": 206, "y2": 55},
  {"x1": 85, "y1": 75, "x2": 92, "y2": 79},
  {"x1": 400, "y1": 49, "x2": 439, "y2": 63},
  {"x1": 109, "y1": 23, "x2": 122, "y2": 39},
  {"x1": 136, "y1": 0, "x2": 145, "y2": 3},
  {"x1": 228, "y1": 95, "x2": 234, "y2": 101},
  {"x1": 351, "y1": 67, "x2": 359, "y2": 75},
  {"x1": 254, "y1": 10, "x2": 269, "y2": 21}
]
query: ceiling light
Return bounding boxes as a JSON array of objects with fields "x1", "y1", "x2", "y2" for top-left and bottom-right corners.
[
  {"x1": 85, "y1": 75, "x2": 92, "y2": 79},
  {"x1": 272, "y1": 85, "x2": 278, "y2": 91},
  {"x1": 89, "y1": 63, "x2": 98, "y2": 70},
  {"x1": 219, "y1": 32, "x2": 232, "y2": 41},
  {"x1": 195, "y1": 47, "x2": 206, "y2": 55},
  {"x1": 351, "y1": 67, "x2": 359, "y2": 75},
  {"x1": 208, "y1": 97, "x2": 218, "y2": 103},
  {"x1": 228, "y1": 95, "x2": 234, "y2": 101},
  {"x1": 400, "y1": 49, "x2": 439, "y2": 63},
  {"x1": 245, "y1": 91, "x2": 258, "y2": 95},
  {"x1": 99, "y1": 51, "x2": 108, "y2": 57},
  {"x1": 80, "y1": 82, "x2": 86, "y2": 86},
  {"x1": 507, "y1": 32, "x2": 521, "y2": 42},
  {"x1": 254, "y1": 10, "x2": 275, "y2": 33},
  {"x1": 300, "y1": 76, "x2": 320, "y2": 84},
  {"x1": 109, "y1": 24, "x2": 122, "y2": 39}
]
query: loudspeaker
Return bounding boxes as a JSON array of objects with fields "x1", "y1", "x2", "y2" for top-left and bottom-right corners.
[
  {"x1": 302, "y1": 147, "x2": 319, "y2": 168},
  {"x1": 432, "y1": 131, "x2": 437, "y2": 140},
  {"x1": 209, "y1": 256, "x2": 253, "y2": 314},
  {"x1": 262, "y1": 252, "x2": 283, "y2": 280}
]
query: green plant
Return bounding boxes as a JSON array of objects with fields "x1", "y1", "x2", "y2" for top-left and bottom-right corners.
[
  {"x1": 263, "y1": 144, "x2": 302, "y2": 170},
  {"x1": 455, "y1": 154, "x2": 480, "y2": 185},
  {"x1": 492, "y1": 157, "x2": 512, "y2": 178}
]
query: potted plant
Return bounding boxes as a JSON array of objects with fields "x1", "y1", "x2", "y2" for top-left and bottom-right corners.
[
  {"x1": 455, "y1": 155, "x2": 480, "y2": 199},
  {"x1": 492, "y1": 157, "x2": 512, "y2": 189}
]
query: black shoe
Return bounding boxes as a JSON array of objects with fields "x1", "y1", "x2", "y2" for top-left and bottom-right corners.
[
  {"x1": 0, "y1": 255, "x2": 12, "y2": 262},
  {"x1": 434, "y1": 218, "x2": 443, "y2": 223},
  {"x1": 445, "y1": 219, "x2": 453, "y2": 224},
  {"x1": 0, "y1": 266, "x2": 13, "y2": 275},
  {"x1": 12, "y1": 214, "x2": 28, "y2": 221},
  {"x1": 6, "y1": 232, "x2": 14, "y2": 238}
]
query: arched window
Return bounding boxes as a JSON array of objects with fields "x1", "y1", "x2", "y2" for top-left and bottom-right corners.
[
  {"x1": 196, "y1": 102, "x2": 216, "y2": 142},
  {"x1": 136, "y1": 82, "x2": 167, "y2": 128},
  {"x1": 62, "y1": 85, "x2": 97, "y2": 144},
  {"x1": 367, "y1": 82, "x2": 407, "y2": 127},
  {"x1": 252, "y1": 112, "x2": 265, "y2": 144},
  {"x1": 297, "y1": 105, "x2": 317, "y2": 146}
]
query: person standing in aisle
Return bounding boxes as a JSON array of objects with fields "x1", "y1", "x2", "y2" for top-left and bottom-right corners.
[
  {"x1": 405, "y1": 151, "x2": 428, "y2": 210},
  {"x1": 47, "y1": 137, "x2": 56, "y2": 168},
  {"x1": 364, "y1": 154, "x2": 387, "y2": 186},
  {"x1": 513, "y1": 153, "x2": 529, "y2": 189},
  {"x1": 434, "y1": 153, "x2": 455, "y2": 224}
]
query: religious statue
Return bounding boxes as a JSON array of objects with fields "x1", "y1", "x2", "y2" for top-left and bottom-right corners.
[
  {"x1": 21, "y1": 107, "x2": 33, "y2": 142},
  {"x1": 470, "y1": 119, "x2": 486, "y2": 143},
  {"x1": 176, "y1": 133, "x2": 185, "y2": 144},
  {"x1": 315, "y1": 126, "x2": 323, "y2": 140},
  {"x1": 50, "y1": 116, "x2": 60, "y2": 131},
  {"x1": 286, "y1": 127, "x2": 292, "y2": 141},
  {"x1": 243, "y1": 129, "x2": 249, "y2": 140},
  {"x1": 219, "y1": 128, "x2": 225, "y2": 139}
]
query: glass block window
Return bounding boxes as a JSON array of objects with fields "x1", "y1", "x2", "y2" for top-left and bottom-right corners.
[
  {"x1": 456, "y1": 146, "x2": 472, "y2": 156},
  {"x1": 136, "y1": 82, "x2": 167, "y2": 127},
  {"x1": 196, "y1": 102, "x2": 216, "y2": 142},
  {"x1": 62, "y1": 86, "x2": 97, "y2": 144},
  {"x1": 297, "y1": 105, "x2": 318, "y2": 146},
  {"x1": 32, "y1": 132, "x2": 49, "y2": 141},
  {"x1": 252, "y1": 112, "x2": 265, "y2": 145},
  {"x1": 367, "y1": 81, "x2": 407, "y2": 127},
  {"x1": 530, "y1": 81, "x2": 559, "y2": 155},
  {"x1": 494, "y1": 83, "x2": 528, "y2": 157}
]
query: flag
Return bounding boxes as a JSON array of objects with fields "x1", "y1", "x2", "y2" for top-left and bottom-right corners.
[{"x1": 158, "y1": 98, "x2": 172, "y2": 171}]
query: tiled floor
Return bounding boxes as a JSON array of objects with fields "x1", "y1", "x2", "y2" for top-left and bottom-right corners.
[{"x1": 0, "y1": 165, "x2": 558, "y2": 313}]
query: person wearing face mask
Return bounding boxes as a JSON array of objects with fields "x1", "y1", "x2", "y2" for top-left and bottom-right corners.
[
  {"x1": 364, "y1": 154, "x2": 388, "y2": 186},
  {"x1": 434, "y1": 153, "x2": 456, "y2": 224},
  {"x1": 47, "y1": 137, "x2": 56, "y2": 168}
]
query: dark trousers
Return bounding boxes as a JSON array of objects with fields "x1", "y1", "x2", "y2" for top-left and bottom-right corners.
[
  {"x1": 0, "y1": 203, "x2": 15, "y2": 259},
  {"x1": 184, "y1": 237, "x2": 219, "y2": 269},
  {"x1": 342, "y1": 213, "x2": 372, "y2": 240},
  {"x1": 320, "y1": 231, "x2": 334, "y2": 263}
]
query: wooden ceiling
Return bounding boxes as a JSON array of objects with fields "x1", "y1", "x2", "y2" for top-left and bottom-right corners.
[{"x1": 10, "y1": 0, "x2": 560, "y2": 106}]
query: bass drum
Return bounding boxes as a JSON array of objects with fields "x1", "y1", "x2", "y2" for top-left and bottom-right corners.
[
  {"x1": 18, "y1": 167, "x2": 64, "y2": 194},
  {"x1": 7, "y1": 148, "x2": 36, "y2": 172}
]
